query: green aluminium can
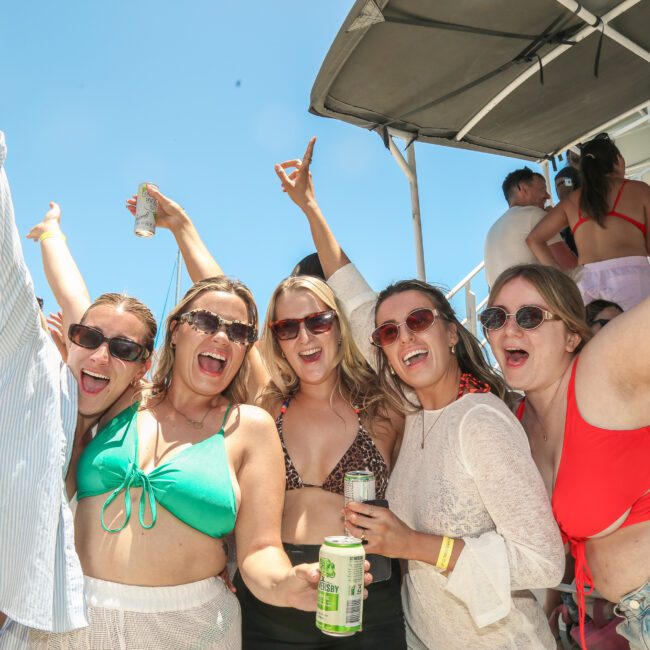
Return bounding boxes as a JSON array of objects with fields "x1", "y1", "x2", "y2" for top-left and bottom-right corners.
[
  {"x1": 316, "y1": 536, "x2": 365, "y2": 637},
  {"x1": 134, "y1": 182, "x2": 158, "y2": 237}
]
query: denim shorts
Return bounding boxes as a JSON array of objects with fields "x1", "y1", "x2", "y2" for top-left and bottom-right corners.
[{"x1": 616, "y1": 580, "x2": 650, "y2": 649}]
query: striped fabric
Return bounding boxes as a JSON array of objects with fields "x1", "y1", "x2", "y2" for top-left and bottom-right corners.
[{"x1": 0, "y1": 131, "x2": 86, "y2": 638}]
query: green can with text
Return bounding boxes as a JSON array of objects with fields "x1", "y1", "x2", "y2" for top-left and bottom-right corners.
[{"x1": 316, "y1": 536, "x2": 365, "y2": 637}]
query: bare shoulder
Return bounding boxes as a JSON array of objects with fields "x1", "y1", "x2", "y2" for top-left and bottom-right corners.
[{"x1": 226, "y1": 403, "x2": 277, "y2": 439}]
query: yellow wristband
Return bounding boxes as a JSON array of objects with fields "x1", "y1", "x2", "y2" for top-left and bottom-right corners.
[
  {"x1": 435, "y1": 536, "x2": 454, "y2": 571},
  {"x1": 38, "y1": 231, "x2": 66, "y2": 243}
]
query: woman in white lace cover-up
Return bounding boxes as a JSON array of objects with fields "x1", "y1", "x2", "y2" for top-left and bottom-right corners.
[{"x1": 274, "y1": 138, "x2": 565, "y2": 649}]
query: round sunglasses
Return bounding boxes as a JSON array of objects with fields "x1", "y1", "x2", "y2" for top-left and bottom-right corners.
[
  {"x1": 179, "y1": 309, "x2": 257, "y2": 345},
  {"x1": 371, "y1": 307, "x2": 438, "y2": 347},
  {"x1": 269, "y1": 310, "x2": 337, "y2": 341},
  {"x1": 480, "y1": 305, "x2": 561, "y2": 331},
  {"x1": 68, "y1": 323, "x2": 151, "y2": 362}
]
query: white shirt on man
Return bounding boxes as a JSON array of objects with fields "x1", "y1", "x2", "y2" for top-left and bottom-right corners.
[{"x1": 484, "y1": 205, "x2": 562, "y2": 286}]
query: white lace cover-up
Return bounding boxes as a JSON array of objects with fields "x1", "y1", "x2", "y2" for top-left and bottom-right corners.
[{"x1": 328, "y1": 264, "x2": 565, "y2": 649}]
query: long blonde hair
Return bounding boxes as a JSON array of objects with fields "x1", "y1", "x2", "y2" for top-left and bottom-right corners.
[
  {"x1": 259, "y1": 276, "x2": 390, "y2": 426},
  {"x1": 487, "y1": 264, "x2": 592, "y2": 353},
  {"x1": 150, "y1": 277, "x2": 258, "y2": 405},
  {"x1": 374, "y1": 279, "x2": 510, "y2": 411}
]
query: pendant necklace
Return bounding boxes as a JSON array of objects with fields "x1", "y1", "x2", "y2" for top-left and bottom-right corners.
[{"x1": 166, "y1": 398, "x2": 214, "y2": 429}]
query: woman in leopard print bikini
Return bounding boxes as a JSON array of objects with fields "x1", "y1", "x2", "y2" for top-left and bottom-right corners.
[{"x1": 232, "y1": 273, "x2": 407, "y2": 648}]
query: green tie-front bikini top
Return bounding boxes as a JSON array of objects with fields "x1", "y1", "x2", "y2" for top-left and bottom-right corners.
[{"x1": 76, "y1": 402, "x2": 237, "y2": 538}]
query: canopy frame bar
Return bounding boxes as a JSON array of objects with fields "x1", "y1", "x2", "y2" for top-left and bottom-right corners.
[
  {"x1": 553, "y1": 0, "x2": 650, "y2": 62},
  {"x1": 454, "y1": 0, "x2": 646, "y2": 142},
  {"x1": 385, "y1": 129, "x2": 427, "y2": 281},
  {"x1": 557, "y1": 99, "x2": 650, "y2": 154}
]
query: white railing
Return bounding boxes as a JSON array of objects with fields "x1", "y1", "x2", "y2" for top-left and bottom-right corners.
[{"x1": 445, "y1": 261, "x2": 488, "y2": 347}]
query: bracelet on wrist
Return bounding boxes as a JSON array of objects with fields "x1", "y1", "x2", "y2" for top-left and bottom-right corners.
[
  {"x1": 38, "y1": 231, "x2": 66, "y2": 243},
  {"x1": 435, "y1": 536, "x2": 455, "y2": 571}
]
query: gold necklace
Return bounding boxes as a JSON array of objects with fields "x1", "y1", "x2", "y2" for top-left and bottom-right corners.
[
  {"x1": 421, "y1": 407, "x2": 448, "y2": 449},
  {"x1": 166, "y1": 398, "x2": 214, "y2": 429}
]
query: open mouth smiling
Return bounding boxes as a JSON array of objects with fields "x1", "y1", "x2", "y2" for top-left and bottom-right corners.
[
  {"x1": 80, "y1": 369, "x2": 110, "y2": 394},
  {"x1": 403, "y1": 348, "x2": 429, "y2": 367},
  {"x1": 198, "y1": 351, "x2": 228, "y2": 375},
  {"x1": 298, "y1": 347, "x2": 322, "y2": 363}
]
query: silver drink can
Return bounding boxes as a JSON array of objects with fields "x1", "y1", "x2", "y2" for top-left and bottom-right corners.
[
  {"x1": 316, "y1": 536, "x2": 365, "y2": 636},
  {"x1": 344, "y1": 471, "x2": 375, "y2": 507},
  {"x1": 344, "y1": 471, "x2": 375, "y2": 535},
  {"x1": 134, "y1": 182, "x2": 158, "y2": 237}
]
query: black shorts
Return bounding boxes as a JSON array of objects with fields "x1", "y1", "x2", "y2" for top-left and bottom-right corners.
[{"x1": 234, "y1": 543, "x2": 407, "y2": 649}]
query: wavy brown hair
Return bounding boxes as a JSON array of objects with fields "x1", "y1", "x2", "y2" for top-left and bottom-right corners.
[
  {"x1": 487, "y1": 264, "x2": 592, "y2": 353},
  {"x1": 374, "y1": 279, "x2": 509, "y2": 411},
  {"x1": 259, "y1": 276, "x2": 391, "y2": 428},
  {"x1": 149, "y1": 277, "x2": 258, "y2": 405}
]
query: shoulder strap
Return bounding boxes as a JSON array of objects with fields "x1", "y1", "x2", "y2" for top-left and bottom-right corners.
[
  {"x1": 220, "y1": 401, "x2": 233, "y2": 430},
  {"x1": 611, "y1": 179, "x2": 628, "y2": 211}
]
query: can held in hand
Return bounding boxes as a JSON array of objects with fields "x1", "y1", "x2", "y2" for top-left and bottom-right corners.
[
  {"x1": 344, "y1": 471, "x2": 375, "y2": 507},
  {"x1": 134, "y1": 182, "x2": 158, "y2": 237},
  {"x1": 316, "y1": 536, "x2": 365, "y2": 637},
  {"x1": 344, "y1": 471, "x2": 375, "y2": 534}
]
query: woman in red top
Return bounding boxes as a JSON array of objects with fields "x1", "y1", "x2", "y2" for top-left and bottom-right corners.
[
  {"x1": 482, "y1": 263, "x2": 650, "y2": 649},
  {"x1": 526, "y1": 133, "x2": 650, "y2": 311}
]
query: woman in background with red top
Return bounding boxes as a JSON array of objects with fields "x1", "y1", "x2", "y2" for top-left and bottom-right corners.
[
  {"x1": 526, "y1": 133, "x2": 650, "y2": 310},
  {"x1": 482, "y1": 263, "x2": 650, "y2": 649}
]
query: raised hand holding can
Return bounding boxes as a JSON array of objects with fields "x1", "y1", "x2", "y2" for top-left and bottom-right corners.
[{"x1": 134, "y1": 182, "x2": 158, "y2": 237}]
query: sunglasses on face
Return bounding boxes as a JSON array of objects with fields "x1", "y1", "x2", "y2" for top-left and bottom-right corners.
[
  {"x1": 269, "y1": 310, "x2": 337, "y2": 341},
  {"x1": 371, "y1": 307, "x2": 439, "y2": 348},
  {"x1": 68, "y1": 323, "x2": 151, "y2": 362},
  {"x1": 480, "y1": 305, "x2": 561, "y2": 331},
  {"x1": 178, "y1": 309, "x2": 257, "y2": 345}
]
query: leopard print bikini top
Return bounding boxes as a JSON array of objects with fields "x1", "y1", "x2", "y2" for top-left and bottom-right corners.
[{"x1": 276, "y1": 399, "x2": 389, "y2": 498}]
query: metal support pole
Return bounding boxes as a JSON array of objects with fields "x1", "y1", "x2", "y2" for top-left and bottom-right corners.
[
  {"x1": 541, "y1": 160, "x2": 553, "y2": 206},
  {"x1": 175, "y1": 248, "x2": 182, "y2": 303},
  {"x1": 386, "y1": 134, "x2": 426, "y2": 281}
]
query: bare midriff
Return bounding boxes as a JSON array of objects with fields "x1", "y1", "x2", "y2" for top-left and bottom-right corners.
[
  {"x1": 586, "y1": 519, "x2": 650, "y2": 602},
  {"x1": 281, "y1": 489, "x2": 345, "y2": 545},
  {"x1": 75, "y1": 492, "x2": 228, "y2": 586}
]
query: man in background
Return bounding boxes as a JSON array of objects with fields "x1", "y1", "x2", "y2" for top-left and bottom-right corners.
[{"x1": 484, "y1": 167, "x2": 576, "y2": 286}]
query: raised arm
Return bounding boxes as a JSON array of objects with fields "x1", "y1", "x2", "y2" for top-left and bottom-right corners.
[
  {"x1": 274, "y1": 137, "x2": 350, "y2": 279},
  {"x1": 126, "y1": 185, "x2": 223, "y2": 282},
  {"x1": 578, "y1": 294, "x2": 650, "y2": 426},
  {"x1": 526, "y1": 203, "x2": 572, "y2": 269},
  {"x1": 126, "y1": 188, "x2": 269, "y2": 399},
  {"x1": 26, "y1": 202, "x2": 91, "y2": 344},
  {"x1": 0, "y1": 132, "x2": 41, "y2": 356}
]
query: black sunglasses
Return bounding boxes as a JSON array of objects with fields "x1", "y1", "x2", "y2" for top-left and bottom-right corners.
[
  {"x1": 480, "y1": 306, "x2": 561, "y2": 331},
  {"x1": 179, "y1": 309, "x2": 257, "y2": 345},
  {"x1": 68, "y1": 323, "x2": 151, "y2": 362},
  {"x1": 371, "y1": 307, "x2": 438, "y2": 347},
  {"x1": 269, "y1": 310, "x2": 337, "y2": 341}
]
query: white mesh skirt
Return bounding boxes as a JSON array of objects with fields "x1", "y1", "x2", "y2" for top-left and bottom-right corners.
[{"x1": 29, "y1": 576, "x2": 241, "y2": 649}]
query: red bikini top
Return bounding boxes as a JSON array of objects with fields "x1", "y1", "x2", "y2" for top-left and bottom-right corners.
[
  {"x1": 571, "y1": 180, "x2": 647, "y2": 236},
  {"x1": 517, "y1": 357, "x2": 650, "y2": 648}
]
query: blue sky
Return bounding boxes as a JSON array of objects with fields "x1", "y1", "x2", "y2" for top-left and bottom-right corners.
[{"x1": 3, "y1": 1, "x2": 548, "y2": 333}]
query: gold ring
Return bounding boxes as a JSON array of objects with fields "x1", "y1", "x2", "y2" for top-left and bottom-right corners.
[{"x1": 359, "y1": 531, "x2": 367, "y2": 542}]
